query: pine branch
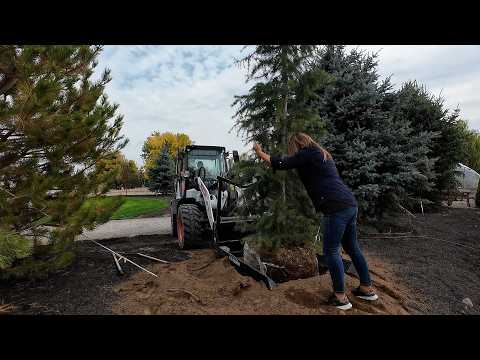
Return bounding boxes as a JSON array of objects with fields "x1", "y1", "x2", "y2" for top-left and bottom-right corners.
[{"x1": 0, "y1": 74, "x2": 18, "y2": 96}]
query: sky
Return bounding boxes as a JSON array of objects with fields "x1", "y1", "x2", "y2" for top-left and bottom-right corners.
[{"x1": 96, "y1": 45, "x2": 480, "y2": 166}]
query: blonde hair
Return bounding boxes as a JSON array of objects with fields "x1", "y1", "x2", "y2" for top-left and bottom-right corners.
[{"x1": 287, "y1": 132, "x2": 332, "y2": 161}]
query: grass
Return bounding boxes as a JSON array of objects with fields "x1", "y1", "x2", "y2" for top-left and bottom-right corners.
[
  {"x1": 109, "y1": 196, "x2": 169, "y2": 220},
  {"x1": 41, "y1": 196, "x2": 170, "y2": 226}
]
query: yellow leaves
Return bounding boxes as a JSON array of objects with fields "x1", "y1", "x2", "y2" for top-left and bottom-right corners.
[{"x1": 143, "y1": 131, "x2": 192, "y2": 170}]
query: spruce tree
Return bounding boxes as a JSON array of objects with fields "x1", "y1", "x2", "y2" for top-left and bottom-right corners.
[
  {"x1": 232, "y1": 45, "x2": 329, "y2": 251},
  {"x1": 311, "y1": 46, "x2": 436, "y2": 218},
  {"x1": 394, "y1": 81, "x2": 466, "y2": 201},
  {"x1": 0, "y1": 45, "x2": 126, "y2": 278},
  {"x1": 147, "y1": 142, "x2": 174, "y2": 194}
]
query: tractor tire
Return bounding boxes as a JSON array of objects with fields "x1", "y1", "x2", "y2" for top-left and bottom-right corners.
[
  {"x1": 170, "y1": 206, "x2": 177, "y2": 238},
  {"x1": 177, "y1": 204, "x2": 203, "y2": 249}
]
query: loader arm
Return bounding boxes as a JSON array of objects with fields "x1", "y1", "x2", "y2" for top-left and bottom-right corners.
[{"x1": 197, "y1": 177, "x2": 214, "y2": 231}]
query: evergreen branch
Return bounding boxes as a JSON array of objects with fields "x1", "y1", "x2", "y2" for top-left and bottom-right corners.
[
  {"x1": 0, "y1": 75, "x2": 18, "y2": 96},
  {"x1": 63, "y1": 46, "x2": 102, "y2": 77},
  {"x1": 0, "y1": 129, "x2": 15, "y2": 142}
]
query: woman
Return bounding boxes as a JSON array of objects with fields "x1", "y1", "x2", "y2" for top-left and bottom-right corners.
[{"x1": 253, "y1": 133, "x2": 378, "y2": 310}]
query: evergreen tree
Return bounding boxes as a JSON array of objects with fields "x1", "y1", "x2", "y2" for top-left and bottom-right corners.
[
  {"x1": 147, "y1": 142, "x2": 175, "y2": 194},
  {"x1": 393, "y1": 81, "x2": 465, "y2": 201},
  {"x1": 232, "y1": 45, "x2": 329, "y2": 251},
  {"x1": 0, "y1": 45, "x2": 126, "y2": 278},
  {"x1": 311, "y1": 46, "x2": 436, "y2": 218}
]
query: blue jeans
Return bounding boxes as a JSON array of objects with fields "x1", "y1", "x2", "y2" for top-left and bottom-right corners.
[{"x1": 322, "y1": 206, "x2": 372, "y2": 293}]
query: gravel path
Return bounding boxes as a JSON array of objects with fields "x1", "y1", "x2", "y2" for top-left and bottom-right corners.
[{"x1": 76, "y1": 216, "x2": 171, "y2": 241}]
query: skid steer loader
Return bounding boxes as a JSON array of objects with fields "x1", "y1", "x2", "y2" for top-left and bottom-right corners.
[
  {"x1": 170, "y1": 145, "x2": 278, "y2": 289},
  {"x1": 170, "y1": 145, "x2": 253, "y2": 254}
]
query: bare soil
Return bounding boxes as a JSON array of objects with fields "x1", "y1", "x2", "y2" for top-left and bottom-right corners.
[
  {"x1": 1, "y1": 206, "x2": 478, "y2": 315},
  {"x1": 0, "y1": 235, "x2": 188, "y2": 315},
  {"x1": 359, "y1": 207, "x2": 480, "y2": 315},
  {"x1": 112, "y1": 249, "x2": 410, "y2": 315}
]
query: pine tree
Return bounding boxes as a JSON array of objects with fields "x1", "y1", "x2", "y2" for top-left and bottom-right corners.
[
  {"x1": 232, "y1": 45, "x2": 329, "y2": 251},
  {"x1": 0, "y1": 46, "x2": 126, "y2": 278},
  {"x1": 147, "y1": 142, "x2": 175, "y2": 194},
  {"x1": 311, "y1": 46, "x2": 436, "y2": 218}
]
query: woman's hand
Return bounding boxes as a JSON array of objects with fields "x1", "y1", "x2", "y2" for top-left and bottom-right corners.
[
  {"x1": 253, "y1": 143, "x2": 262, "y2": 156},
  {"x1": 253, "y1": 143, "x2": 270, "y2": 164}
]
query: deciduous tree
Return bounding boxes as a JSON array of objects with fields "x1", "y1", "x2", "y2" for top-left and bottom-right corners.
[{"x1": 142, "y1": 131, "x2": 192, "y2": 172}]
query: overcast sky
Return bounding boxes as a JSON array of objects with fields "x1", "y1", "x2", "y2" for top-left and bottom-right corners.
[{"x1": 96, "y1": 45, "x2": 480, "y2": 166}]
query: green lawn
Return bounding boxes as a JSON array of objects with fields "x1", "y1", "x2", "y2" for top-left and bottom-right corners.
[
  {"x1": 43, "y1": 196, "x2": 170, "y2": 226},
  {"x1": 110, "y1": 196, "x2": 169, "y2": 220}
]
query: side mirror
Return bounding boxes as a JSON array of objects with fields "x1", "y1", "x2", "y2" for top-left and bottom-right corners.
[
  {"x1": 233, "y1": 150, "x2": 239, "y2": 163},
  {"x1": 227, "y1": 158, "x2": 234, "y2": 172}
]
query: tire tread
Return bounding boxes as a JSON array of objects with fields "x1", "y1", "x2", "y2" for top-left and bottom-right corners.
[{"x1": 178, "y1": 204, "x2": 203, "y2": 249}]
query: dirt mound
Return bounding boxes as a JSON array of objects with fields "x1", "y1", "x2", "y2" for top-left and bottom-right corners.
[{"x1": 112, "y1": 249, "x2": 411, "y2": 315}]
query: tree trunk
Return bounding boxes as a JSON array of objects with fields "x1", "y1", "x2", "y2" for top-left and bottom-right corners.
[
  {"x1": 282, "y1": 93, "x2": 288, "y2": 203},
  {"x1": 281, "y1": 48, "x2": 289, "y2": 204}
]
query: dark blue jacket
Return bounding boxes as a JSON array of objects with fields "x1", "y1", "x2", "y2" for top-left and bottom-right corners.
[{"x1": 270, "y1": 146, "x2": 357, "y2": 214}]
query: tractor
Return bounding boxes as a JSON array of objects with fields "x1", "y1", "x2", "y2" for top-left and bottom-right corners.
[{"x1": 170, "y1": 145, "x2": 255, "y2": 256}]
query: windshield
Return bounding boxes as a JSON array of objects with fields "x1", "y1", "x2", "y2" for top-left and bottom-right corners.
[{"x1": 187, "y1": 149, "x2": 225, "y2": 179}]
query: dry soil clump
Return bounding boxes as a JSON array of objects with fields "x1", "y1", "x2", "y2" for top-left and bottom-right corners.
[{"x1": 112, "y1": 249, "x2": 411, "y2": 315}]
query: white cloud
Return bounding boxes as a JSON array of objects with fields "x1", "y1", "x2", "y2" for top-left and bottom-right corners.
[
  {"x1": 350, "y1": 45, "x2": 480, "y2": 129},
  {"x1": 96, "y1": 45, "x2": 251, "y2": 165},
  {"x1": 96, "y1": 45, "x2": 480, "y2": 165}
]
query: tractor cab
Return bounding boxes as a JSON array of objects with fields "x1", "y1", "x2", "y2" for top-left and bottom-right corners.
[
  {"x1": 186, "y1": 147, "x2": 225, "y2": 179},
  {"x1": 175, "y1": 145, "x2": 238, "y2": 194},
  {"x1": 178, "y1": 146, "x2": 226, "y2": 190}
]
